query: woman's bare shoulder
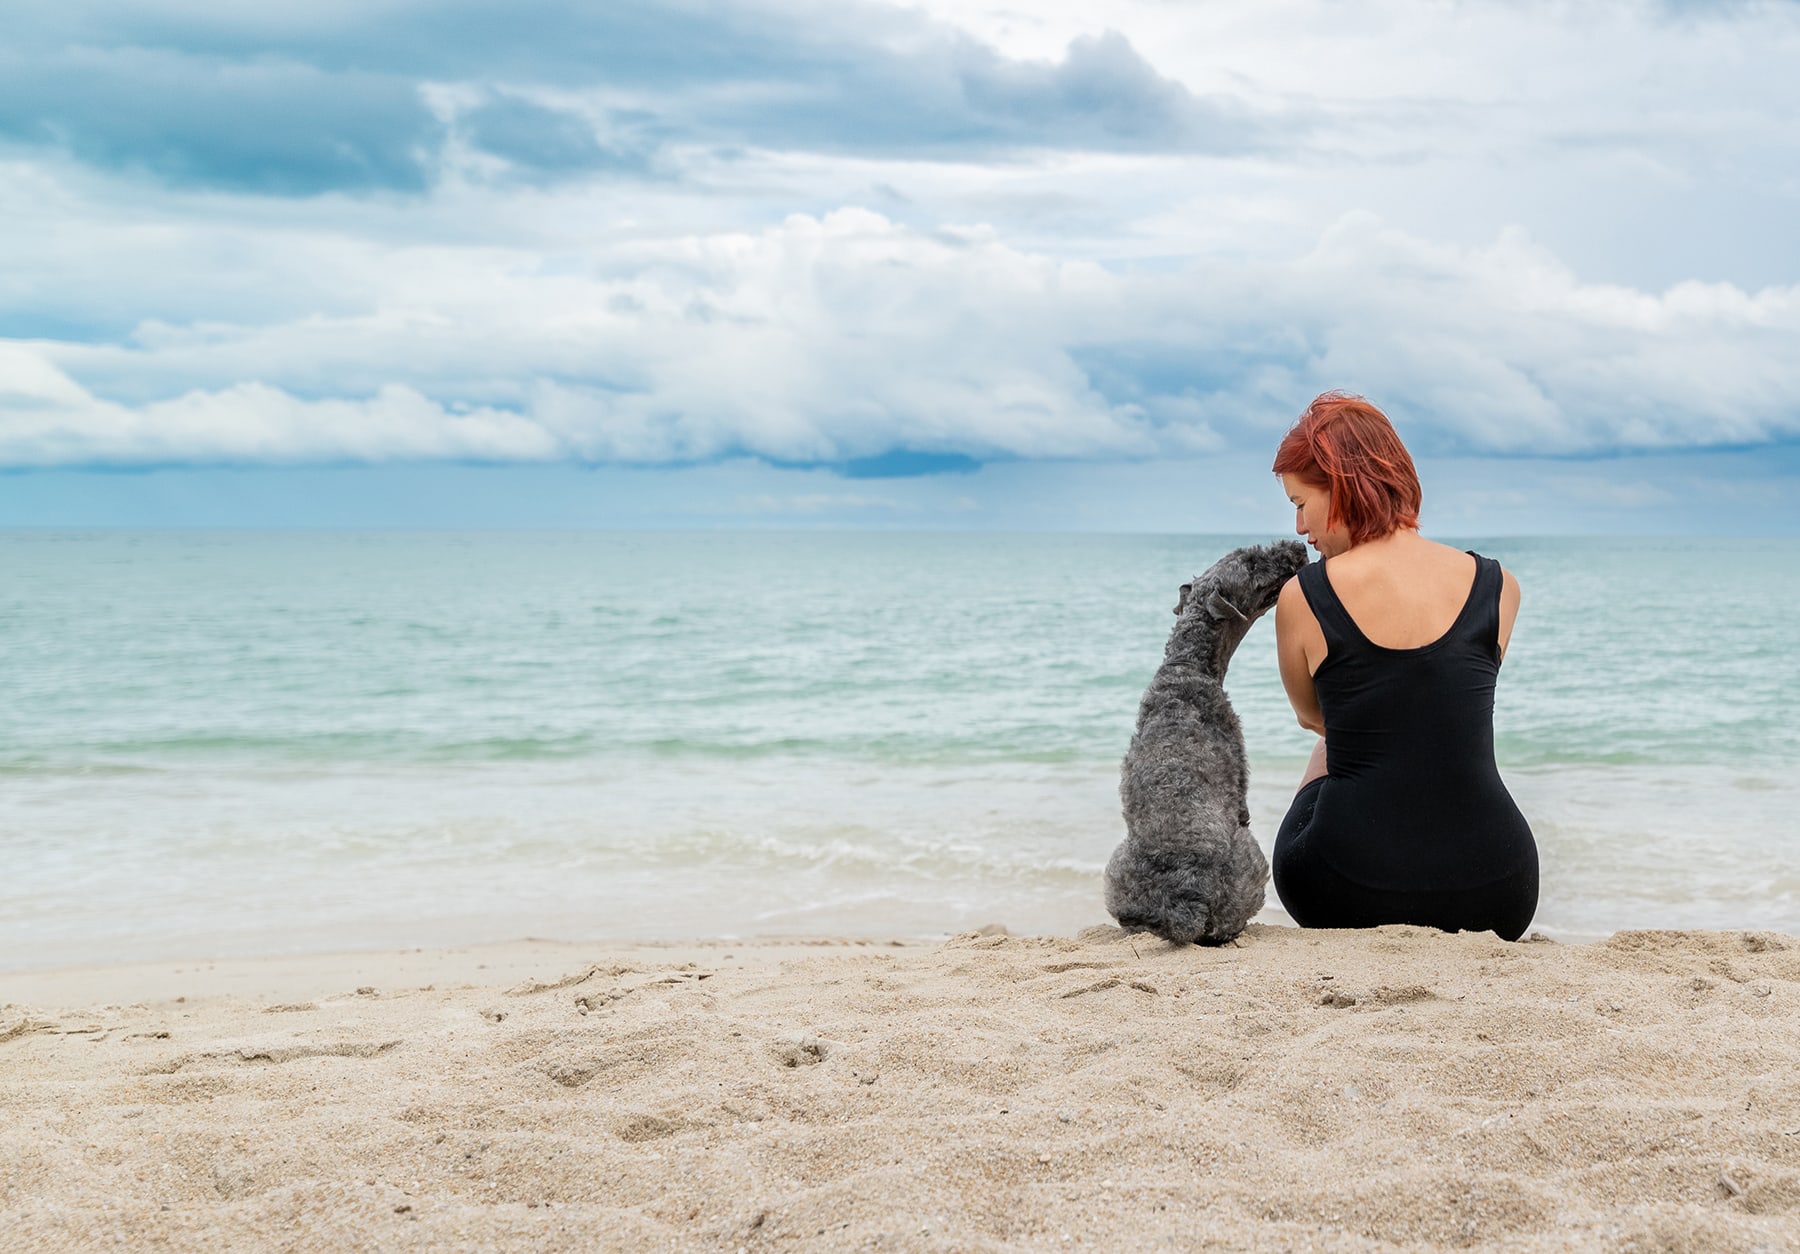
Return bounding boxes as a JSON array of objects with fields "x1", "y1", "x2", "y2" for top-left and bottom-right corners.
[
  {"x1": 1419, "y1": 534, "x2": 1473, "y2": 557},
  {"x1": 1333, "y1": 531, "x2": 1466, "y2": 580},
  {"x1": 1499, "y1": 564, "x2": 1522, "y2": 606},
  {"x1": 1276, "y1": 570, "x2": 1312, "y2": 619},
  {"x1": 1462, "y1": 543, "x2": 1521, "y2": 596},
  {"x1": 1409, "y1": 535, "x2": 1481, "y2": 578}
]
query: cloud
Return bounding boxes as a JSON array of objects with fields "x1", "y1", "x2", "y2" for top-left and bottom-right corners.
[
  {"x1": 6, "y1": 209, "x2": 1797, "y2": 471},
  {"x1": 959, "y1": 31, "x2": 1207, "y2": 143},
  {"x1": 1281, "y1": 217, "x2": 1800, "y2": 455},
  {"x1": 16, "y1": 210, "x2": 1159, "y2": 466},
  {"x1": 696, "y1": 26, "x2": 1264, "y2": 160},
  {"x1": 0, "y1": 1, "x2": 1267, "y2": 195},
  {"x1": 838, "y1": 451, "x2": 981, "y2": 478},
  {"x1": 0, "y1": 46, "x2": 441, "y2": 194},
  {"x1": 0, "y1": 345, "x2": 557, "y2": 465},
  {"x1": 457, "y1": 93, "x2": 654, "y2": 179}
]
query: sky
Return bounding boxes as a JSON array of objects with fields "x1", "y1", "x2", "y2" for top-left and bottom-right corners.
[{"x1": 3, "y1": 0, "x2": 1797, "y2": 532}]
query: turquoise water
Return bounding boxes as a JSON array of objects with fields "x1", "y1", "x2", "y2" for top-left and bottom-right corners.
[{"x1": 2, "y1": 531, "x2": 1795, "y2": 968}]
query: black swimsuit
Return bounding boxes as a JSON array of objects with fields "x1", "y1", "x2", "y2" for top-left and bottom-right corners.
[{"x1": 1272, "y1": 553, "x2": 1539, "y2": 941}]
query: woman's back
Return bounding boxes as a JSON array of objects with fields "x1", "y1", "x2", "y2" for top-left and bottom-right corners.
[
  {"x1": 1287, "y1": 531, "x2": 1517, "y2": 662},
  {"x1": 1275, "y1": 544, "x2": 1538, "y2": 939}
]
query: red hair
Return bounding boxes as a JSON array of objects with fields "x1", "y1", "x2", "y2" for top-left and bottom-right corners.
[{"x1": 1271, "y1": 392, "x2": 1421, "y2": 544}]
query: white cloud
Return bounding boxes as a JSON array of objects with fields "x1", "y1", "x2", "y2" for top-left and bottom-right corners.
[
  {"x1": 5, "y1": 205, "x2": 1799, "y2": 468},
  {"x1": 0, "y1": 345, "x2": 557, "y2": 465},
  {"x1": 17, "y1": 208, "x2": 1163, "y2": 466},
  {"x1": 1275, "y1": 217, "x2": 1800, "y2": 454}
]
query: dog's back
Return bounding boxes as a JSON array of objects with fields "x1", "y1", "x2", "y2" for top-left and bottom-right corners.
[
  {"x1": 1103, "y1": 541, "x2": 1307, "y2": 944},
  {"x1": 1108, "y1": 671, "x2": 1261, "y2": 943}
]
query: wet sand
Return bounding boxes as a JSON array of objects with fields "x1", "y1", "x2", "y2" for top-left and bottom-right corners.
[{"x1": 4, "y1": 924, "x2": 1799, "y2": 1251}]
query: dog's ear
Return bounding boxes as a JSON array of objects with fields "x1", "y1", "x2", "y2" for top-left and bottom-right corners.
[
  {"x1": 1207, "y1": 591, "x2": 1248, "y2": 622},
  {"x1": 1174, "y1": 581, "x2": 1194, "y2": 616}
]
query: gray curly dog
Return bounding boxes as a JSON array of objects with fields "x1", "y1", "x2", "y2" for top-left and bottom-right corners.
[{"x1": 1104, "y1": 540, "x2": 1311, "y2": 945}]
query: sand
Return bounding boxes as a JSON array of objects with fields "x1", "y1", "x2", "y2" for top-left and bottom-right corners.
[{"x1": 4, "y1": 924, "x2": 1799, "y2": 1252}]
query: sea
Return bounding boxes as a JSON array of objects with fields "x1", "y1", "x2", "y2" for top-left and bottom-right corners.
[{"x1": 2, "y1": 530, "x2": 1795, "y2": 971}]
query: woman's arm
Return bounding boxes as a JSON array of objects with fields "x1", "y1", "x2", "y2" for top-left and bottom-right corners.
[
  {"x1": 1275, "y1": 576, "x2": 1326, "y2": 735},
  {"x1": 1498, "y1": 567, "x2": 1521, "y2": 660}
]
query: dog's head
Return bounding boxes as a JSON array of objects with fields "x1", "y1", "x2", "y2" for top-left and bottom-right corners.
[
  {"x1": 1170, "y1": 540, "x2": 1311, "y2": 671},
  {"x1": 1175, "y1": 539, "x2": 1310, "y2": 621},
  {"x1": 1168, "y1": 539, "x2": 1309, "y2": 669}
]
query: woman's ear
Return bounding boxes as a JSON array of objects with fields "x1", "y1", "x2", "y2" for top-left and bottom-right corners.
[{"x1": 1174, "y1": 581, "x2": 1194, "y2": 615}]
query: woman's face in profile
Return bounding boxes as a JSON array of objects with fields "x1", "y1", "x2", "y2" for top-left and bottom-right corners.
[{"x1": 1282, "y1": 474, "x2": 1350, "y2": 557}]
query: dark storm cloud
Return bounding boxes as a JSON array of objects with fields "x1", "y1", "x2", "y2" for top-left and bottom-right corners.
[
  {"x1": 0, "y1": 47, "x2": 440, "y2": 194},
  {"x1": 686, "y1": 28, "x2": 1258, "y2": 159},
  {"x1": 461, "y1": 95, "x2": 655, "y2": 178},
  {"x1": 23, "y1": 0, "x2": 827, "y2": 87},
  {"x1": 1, "y1": 1, "x2": 1268, "y2": 194}
]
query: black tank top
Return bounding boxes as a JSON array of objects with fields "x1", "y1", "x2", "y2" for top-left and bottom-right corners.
[{"x1": 1294, "y1": 553, "x2": 1535, "y2": 891}]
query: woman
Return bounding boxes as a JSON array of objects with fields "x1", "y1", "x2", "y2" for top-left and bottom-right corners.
[{"x1": 1270, "y1": 392, "x2": 1538, "y2": 941}]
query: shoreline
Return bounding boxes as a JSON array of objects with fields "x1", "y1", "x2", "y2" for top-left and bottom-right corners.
[
  {"x1": 0, "y1": 935, "x2": 934, "y2": 1010},
  {"x1": 1, "y1": 917, "x2": 1634, "y2": 1009},
  {"x1": 5, "y1": 924, "x2": 1798, "y2": 1250},
  {"x1": 0, "y1": 907, "x2": 1625, "y2": 997}
]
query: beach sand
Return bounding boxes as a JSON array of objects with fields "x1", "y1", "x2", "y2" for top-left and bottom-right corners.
[{"x1": 4, "y1": 924, "x2": 1799, "y2": 1252}]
